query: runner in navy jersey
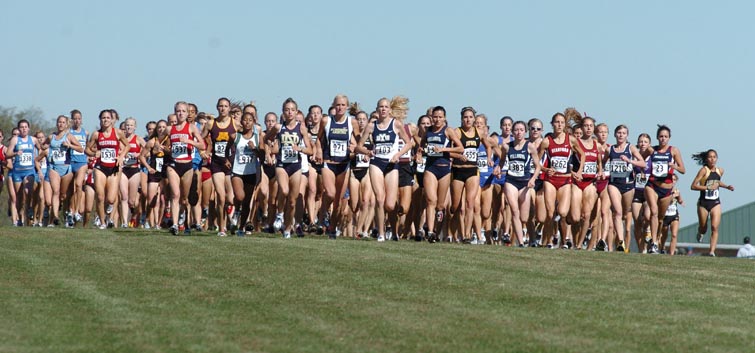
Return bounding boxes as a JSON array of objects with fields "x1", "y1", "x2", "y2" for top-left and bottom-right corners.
[
  {"x1": 414, "y1": 106, "x2": 463, "y2": 243},
  {"x1": 348, "y1": 109, "x2": 375, "y2": 239},
  {"x1": 631, "y1": 133, "x2": 653, "y2": 252},
  {"x1": 644, "y1": 125, "x2": 685, "y2": 253},
  {"x1": 355, "y1": 97, "x2": 413, "y2": 242}
]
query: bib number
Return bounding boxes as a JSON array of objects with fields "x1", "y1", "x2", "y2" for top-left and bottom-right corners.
[
  {"x1": 155, "y1": 157, "x2": 163, "y2": 172},
  {"x1": 356, "y1": 154, "x2": 370, "y2": 168},
  {"x1": 330, "y1": 140, "x2": 347, "y2": 158},
  {"x1": 635, "y1": 174, "x2": 648, "y2": 188},
  {"x1": 214, "y1": 141, "x2": 227, "y2": 158},
  {"x1": 652, "y1": 162, "x2": 669, "y2": 178},
  {"x1": 583, "y1": 161, "x2": 598, "y2": 176},
  {"x1": 463, "y1": 148, "x2": 478, "y2": 162},
  {"x1": 281, "y1": 145, "x2": 298, "y2": 163},
  {"x1": 426, "y1": 143, "x2": 443, "y2": 157},
  {"x1": 610, "y1": 159, "x2": 630, "y2": 179},
  {"x1": 507, "y1": 160, "x2": 525, "y2": 178},
  {"x1": 101, "y1": 148, "x2": 116, "y2": 164},
  {"x1": 416, "y1": 156, "x2": 427, "y2": 173},
  {"x1": 171, "y1": 143, "x2": 188, "y2": 159},
  {"x1": 51, "y1": 149, "x2": 67, "y2": 164},
  {"x1": 550, "y1": 156, "x2": 568, "y2": 174},
  {"x1": 19, "y1": 152, "x2": 33, "y2": 167},
  {"x1": 477, "y1": 158, "x2": 488, "y2": 173},
  {"x1": 374, "y1": 143, "x2": 393, "y2": 159}
]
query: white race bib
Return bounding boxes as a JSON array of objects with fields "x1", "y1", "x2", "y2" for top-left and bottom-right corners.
[
  {"x1": 583, "y1": 161, "x2": 598, "y2": 176},
  {"x1": 51, "y1": 149, "x2": 67, "y2": 164},
  {"x1": 610, "y1": 159, "x2": 630, "y2": 179},
  {"x1": 101, "y1": 148, "x2": 116, "y2": 164},
  {"x1": 507, "y1": 160, "x2": 526, "y2": 178},
  {"x1": 374, "y1": 143, "x2": 393, "y2": 159},
  {"x1": 635, "y1": 174, "x2": 648, "y2": 188},
  {"x1": 214, "y1": 141, "x2": 227, "y2": 158},
  {"x1": 416, "y1": 156, "x2": 426, "y2": 173},
  {"x1": 356, "y1": 154, "x2": 370, "y2": 168},
  {"x1": 426, "y1": 143, "x2": 443, "y2": 157},
  {"x1": 477, "y1": 158, "x2": 488, "y2": 173},
  {"x1": 171, "y1": 143, "x2": 188, "y2": 159},
  {"x1": 19, "y1": 152, "x2": 33, "y2": 167},
  {"x1": 330, "y1": 140, "x2": 347, "y2": 158},
  {"x1": 125, "y1": 152, "x2": 138, "y2": 166},
  {"x1": 155, "y1": 157, "x2": 164, "y2": 172},
  {"x1": 463, "y1": 148, "x2": 478, "y2": 162},
  {"x1": 652, "y1": 161, "x2": 669, "y2": 178},
  {"x1": 550, "y1": 156, "x2": 568, "y2": 174},
  {"x1": 281, "y1": 145, "x2": 298, "y2": 163}
]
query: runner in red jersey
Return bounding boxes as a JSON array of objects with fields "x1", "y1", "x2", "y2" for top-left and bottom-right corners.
[
  {"x1": 568, "y1": 114, "x2": 602, "y2": 250},
  {"x1": 85, "y1": 110, "x2": 130, "y2": 229},
  {"x1": 119, "y1": 117, "x2": 146, "y2": 228},
  {"x1": 166, "y1": 101, "x2": 205, "y2": 235}
]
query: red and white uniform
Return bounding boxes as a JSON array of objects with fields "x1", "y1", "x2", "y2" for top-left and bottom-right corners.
[
  {"x1": 124, "y1": 135, "x2": 141, "y2": 167},
  {"x1": 97, "y1": 127, "x2": 120, "y2": 168},
  {"x1": 170, "y1": 123, "x2": 193, "y2": 163}
]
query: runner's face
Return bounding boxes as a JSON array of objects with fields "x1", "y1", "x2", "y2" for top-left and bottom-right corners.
[
  {"x1": 582, "y1": 120, "x2": 594, "y2": 138},
  {"x1": 706, "y1": 151, "x2": 717, "y2": 167},
  {"x1": 637, "y1": 136, "x2": 650, "y2": 150},
  {"x1": 125, "y1": 120, "x2": 135, "y2": 135},
  {"x1": 419, "y1": 117, "x2": 432, "y2": 129},
  {"x1": 72, "y1": 113, "x2": 82, "y2": 128},
  {"x1": 57, "y1": 117, "x2": 68, "y2": 131},
  {"x1": 188, "y1": 106, "x2": 197, "y2": 119},
  {"x1": 217, "y1": 100, "x2": 230, "y2": 117},
  {"x1": 513, "y1": 123, "x2": 526, "y2": 140},
  {"x1": 501, "y1": 120, "x2": 512, "y2": 135},
  {"x1": 333, "y1": 97, "x2": 347, "y2": 117},
  {"x1": 283, "y1": 103, "x2": 297, "y2": 123},
  {"x1": 265, "y1": 114, "x2": 277, "y2": 129},
  {"x1": 551, "y1": 116, "x2": 565, "y2": 134},
  {"x1": 356, "y1": 113, "x2": 368, "y2": 129},
  {"x1": 157, "y1": 122, "x2": 167, "y2": 136},
  {"x1": 310, "y1": 107, "x2": 322, "y2": 124},
  {"x1": 242, "y1": 115, "x2": 254, "y2": 130},
  {"x1": 529, "y1": 123, "x2": 542, "y2": 139},
  {"x1": 572, "y1": 128, "x2": 583, "y2": 140},
  {"x1": 431, "y1": 111, "x2": 445, "y2": 128},
  {"x1": 377, "y1": 99, "x2": 390, "y2": 119},
  {"x1": 474, "y1": 117, "x2": 485, "y2": 131},
  {"x1": 462, "y1": 111, "x2": 475, "y2": 129},
  {"x1": 596, "y1": 126, "x2": 608, "y2": 143},
  {"x1": 36, "y1": 132, "x2": 46, "y2": 144},
  {"x1": 100, "y1": 113, "x2": 113, "y2": 129},
  {"x1": 614, "y1": 128, "x2": 627, "y2": 144},
  {"x1": 175, "y1": 104, "x2": 188, "y2": 123},
  {"x1": 657, "y1": 130, "x2": 670, "y2": 147},
  {"x1": 146, "y1": 124, "x2": 156, "y2": 136},
  {"x1": 18, "y1": 123, "x2": 29, "y2": 137}
]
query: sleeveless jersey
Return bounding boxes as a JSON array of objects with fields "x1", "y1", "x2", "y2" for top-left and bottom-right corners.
[
  {"x1": 170, "y1": 123, "x2": 193, "y2": 163},
  {"x1": 124, "y1": 135, "x2": 141, "y2": 167},
  {"x1": 577, "y1": 138, "x2": 599, "y2": 179},
  {"x1": 69, "y1": 128, "x2": 88, "y2": 164},
  {"x1": 97, "y1": 128, "x2": 120, "y2": 168},
  {"x1": 608, "y1": 144, "x2": 633, "y2": 183},
  {"x1": 150, "y1": 137, "x2": 166, "y2": 173},
  {"x1": 425, "y1": 125, "x2": 450, "y2": 164},
  {"x1": 323, "y1": 116, "x2": 352, "y2": 164},
  {"x1": 48, "y1": 132, "x2": 70, "y2": 166},
  {"x1": 371, "y1": 118, "x2": 399, "y2": 161},
  {"x1": 353, "y1": 137, "x2": 372, "y2": 169},
  {"x1": 13, "y1": 135, "x2": 36, "y2": 172},
  {"x1": 232, "y1": 132, "x2": 258, "y2": 175},
  {"x1": 546, "y1": 135, "x2": 571, "y2": 176},
  {"x1": 457, "y1": 127, "x2": 481, "y2": 168},
  {"x1": 506, "y1": 141, "x2": 532, "y2": 181},
  {"x1": 209, "y1": 119, "x2": 236, "y2": 164},
  {"x1": 278, "y1": 122, "x2": 303, "y2": 165},
  {"x1": 634, "y1": 155, "x2": 651, "y2": 190},
  {"x1": 665, "y1": 195, "x2": 679, "y2": 216},
  {"x1": 649, "y1": 145, "x2": 674, "y2": 184},
  {"x1": 398, "y1": 124, "x2": 413, "y2": 163},
  {"x1": 699, "y1": 166, "x2": 721, "y2": 202}
]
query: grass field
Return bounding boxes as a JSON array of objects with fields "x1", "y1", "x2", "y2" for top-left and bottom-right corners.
[{"x1": 1, "y1": 227, "x2": 753, "y2": 353}]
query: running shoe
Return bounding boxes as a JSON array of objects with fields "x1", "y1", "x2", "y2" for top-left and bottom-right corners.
[
  {"x1": 377, "y1": 234, "x2": 385, "y2": 242},
  {"x1": 283, "y1": 230, "x2": 291, "y2": 239},
  {"x1": 596, "y1": 239, "x2": 606, "y2": 252},
  {"x1": 297, "y1": 225, "x2": 306, "y2": 238},
  {"x1": 478, "y1": 233, "x2": 487, "y2": 245},
  {"x1": 170, "y1": 224, "x2": 179, "y2": 235},
  {"x1": 66, "y1": 214, "x2": 74, "y2": 228},
  {"x1": 183, "y1": 228, "x2": 191, "y2": 235},
  {"x1": 218, "y1": 230, "x2": 227, "y2": 237},
  {"x1": 616, "y1": 240, "x2": 625, "y2": 252},
  {"x1": 697, "y1": 233, "x2": 704, "y2": 243},
  {"x1": 273, "y1": 213, "x2": 284, "y2": 232},
  {"x1": 74, "y1": 212, "x2": 82, "y2": 223},
  {"x1": 144, "y1": 222, "x2": 151, "y2": 230},
  {"x1": 563, "y1": 239, "x2": 573, "y2": 249},
  {"x1": 502, "y1": 233, "x2": 511, "y2": 245},
  {"x1": 193, "y1": 224, "x2": 203, "y2": 232},
  {"x1": 236, "y1": 229, "x2": 245, "y2": 237}
]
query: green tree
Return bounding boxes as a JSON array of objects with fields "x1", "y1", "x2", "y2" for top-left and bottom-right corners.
[{"x1": 0, "y1": 106, "x2": 55, "y2": 140}]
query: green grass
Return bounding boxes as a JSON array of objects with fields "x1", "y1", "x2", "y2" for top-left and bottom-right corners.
[{"x1": 1, "y1": 227, "x2": 753, "y2": 353}]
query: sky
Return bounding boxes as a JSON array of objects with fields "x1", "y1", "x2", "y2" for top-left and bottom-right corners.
[{"x1": 2, "y1": 0, "x2": 753, "y2": 229}]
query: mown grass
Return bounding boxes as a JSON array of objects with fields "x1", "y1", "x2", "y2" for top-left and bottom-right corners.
[{"x1": 1, "y1": 227, "x2": 753, "y2": 353}]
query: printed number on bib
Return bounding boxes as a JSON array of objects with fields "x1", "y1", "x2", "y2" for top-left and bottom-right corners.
[
  {"x1": 583, "y1": 162, "x2": 598, "y2": 176},
  {"x1": 155, "y1": 158, "x2": 163, "y2": 172},
  {"x1": 416, "y1": 157, "x2": 426, "y2": 173},
  {"x1": 329, "y1": 140, "x2": 347, "y2": 158},
  {"x1": 101, "y1": 148, "x2": 116, "y2": 164},
  {"x1": 374, "y1": 143, "x2": 392, "y2": 159},
  {"x1": 356, "y1": 154, "x2": 370, "y2": 168},
  {"x1": 610, "y1": 159, "x2": 630, "y2": 178},
  {"x1": 477, "y1": 158, "x2": 488, "y2": 173},
  {"x1": 635, "y1": 174, "x2": 648, "y2": 188},
  {"x1": 652, "y1": 162, "x2": 669, "y2": 178},
  {"x1": 463, "y1": 148, "x2": 478, "y2": 162},
  {"x1": 51, "y1": 149, "x2": 67, "y2": 164},
  {"x1": 237, "y1": 154, "x2": 254, "y2": 165},
  {"x1": 19, "y1": 152, "x2": 33, "y2": 167},
  {"x1": 171, "y1": 144, "x2": 188, "y2": 159},
  {"x1": 426, "y1": 144, "x2": 443, "y2": 157},
  {"x1": 214, "y1": 141, "x2": 227, "y2": 157},
  {"x1": 281, "y1": 145, "x2": 298, "y2": 163},
  {"x1": 508, "y1": 160, "x2": 525, "y2": 177},
  {"x1": 705, "y1": 181, "x2": 719, "y2": 200},
  {"x1": 125, "y1": 153, "x2": 138, "y2": 166},
  {"x1": 550, "y1": 156, "x2": 568, "y2": 174}
]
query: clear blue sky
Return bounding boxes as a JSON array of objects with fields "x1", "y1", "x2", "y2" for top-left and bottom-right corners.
[{"x1": 2, "y1": 0, "x2": 753, "y2": 228}]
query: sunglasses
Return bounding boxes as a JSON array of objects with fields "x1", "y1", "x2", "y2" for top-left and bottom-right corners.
[{"x1": 530, "y1": 127, "x2": 543, "y2": 131}]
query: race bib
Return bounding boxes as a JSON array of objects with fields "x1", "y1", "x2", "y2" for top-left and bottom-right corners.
[
  {"x1": 665, "y1": 202, "x2": 678, "y2": 216},
  {"x1": 477, "y1": 158, "x2": 488, "y2": 173},
  {"x1": 583, "y1": 161, "x2": 598, "y2": 176},
  {"x1": 507, "y1": 160, "x2": 526, "y2": 177},
  {"x1": 101, "y1": 148, "x2": 116, "y2": 164},
  {"x1": 356, "y1": 154, "x2": 370, "y2": 168},
  {"x1": 171, "y1": 143, "x2": 188, "y2": 159},
  {"x1": 610, "y1": 159, "x2": 630, "y2": 179},
  {"x1": 550, "y1": 156, "x2": 569, "y2": 174},
  {"x1": 155, "y1": 157, "x2": 164, "y2": 172},
  {"x1": 652, "y1": 161, "x2": 669, "y2": 178},
  {"x1": 125, "y1": 152, "x2": 138, "y2": 166},
  {"x1": 705, "y1": 180, "x2": 719, "y2": 200},
  {"x1": 237, "y1": 153, "x2": 254, "y2": 165},
  {"x1": 416, "y1": 156, "x2": 426, "y2": 173},
  {"x1": 426, "y1": 143, "x2": 443, "y2": 157},
  {"x1": 330, "y1": 140, "x2": 347, "y2": 158},
  {"x1": 51, "y1": 149, "x2": 67, "y2": 164},
  {"x1": 214, "y1": 141, "x2": 227, "y2": 157},
  {"x1": 635, "y1": 174, "x2": 648, "y2": 188},
  {"x1": 374, "y1": 143, "x2": 393, "y2": 159},
  {"x1": 463, "y1": 148, "x2": 478, "y2": 162},
  {"x1": 281, "y1": 145, "x2": 298, "y2": 163},
  {"x1": 19, "y1": 152, "x2": 33, "y2": 167}
]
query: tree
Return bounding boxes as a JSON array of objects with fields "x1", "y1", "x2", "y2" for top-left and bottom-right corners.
[{"x1": 0, "y1": 106, "x2": 55, "y2": 140}]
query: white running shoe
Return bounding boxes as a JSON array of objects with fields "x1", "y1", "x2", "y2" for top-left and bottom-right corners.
[
  {"x1": 377, "y1": 235, "x2": 385, "y2": 242},
  {"x1": 273, "y1": 213, "x2": 284, "y2": 232},
  {"x1": 283, "y1": 230, "x2": 291, "y2": 239}
]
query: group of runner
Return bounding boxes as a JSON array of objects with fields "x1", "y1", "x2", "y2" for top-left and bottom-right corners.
[{"x1": 0, "y1": 96, "x2": 734, "y2": 256}]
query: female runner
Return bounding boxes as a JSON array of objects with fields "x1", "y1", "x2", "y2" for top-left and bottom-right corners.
[
  {"x1": 690, "y1": 149, "x2": 733, "y2": 256},
  {"x1": 46, "y1": 115, "x2": 83, "y2": 227},
  {"x1": 6, "y1": 120, "x2": 43, "y2": 226},
  {"x1": 119, "y1": 117, "x2": 146, "y2": 227},
  {"x1": 231, "y1": 112, "x2": 263, "y2": 236},
  {"x1": 85, "y1": 110, "x2": 131, "y2": 230},
  {"x1": 203, "y1": 97, "x2": 237, "y2": 236},
  {"x1": 644, "y1": 125, "x2": 685, "y2": 254},
  {"x1": 631, "y1": 133, "x2": 652, "y2": 252},
  {"x1": 415, "y1": 106, "x2": 463, "y2": 243},
  {"x1": 139, "y1": 119, "x2": 169, "y2": 229},
  {"x1": 568, "y1": 113, "x2": 601, "y2": 250},
  {"x1": 166, "y1": 102, "x2": 205, "y2": 235},
  {"x1": 605, "y1": 125, "x2": 646, "y2": 252},
  {"x1": 356, "y1": 97, "x2": 413, "y2": 242},
  {"x1": 348, "y1": 109, "x2": 374, "y2": 240}
]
